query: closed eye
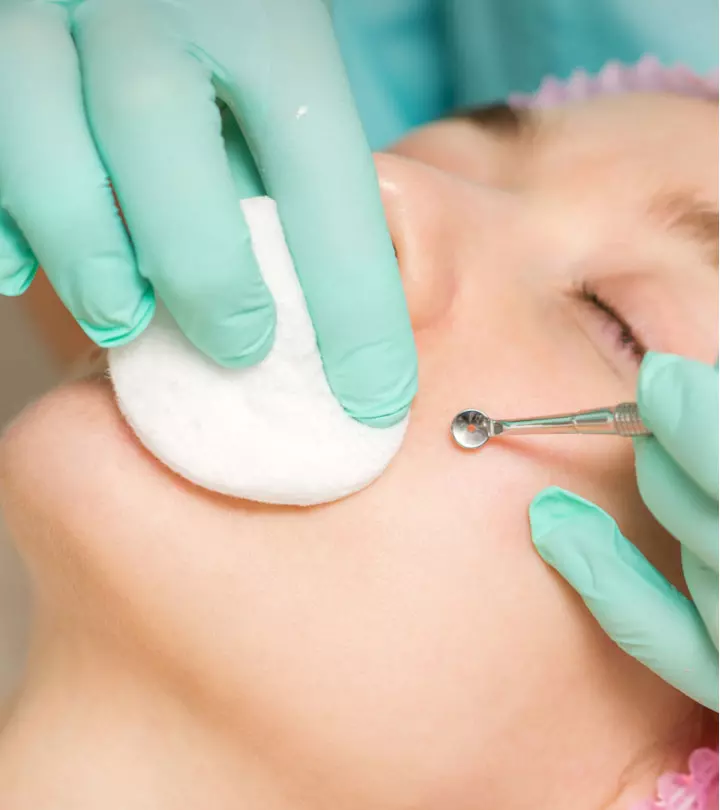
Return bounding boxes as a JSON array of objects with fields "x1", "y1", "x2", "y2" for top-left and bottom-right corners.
[{"x1": 579, "y1": 282, "x2": 647, "y2": 364}]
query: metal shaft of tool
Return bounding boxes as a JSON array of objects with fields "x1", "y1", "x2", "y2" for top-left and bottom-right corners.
[{"x1": 490, "y1": 402, "x2": 651, "y2": 437}]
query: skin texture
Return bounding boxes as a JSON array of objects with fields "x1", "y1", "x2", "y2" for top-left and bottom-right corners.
[{"x1": 0, "y1": 93, "x2": 718, "y2": 810}]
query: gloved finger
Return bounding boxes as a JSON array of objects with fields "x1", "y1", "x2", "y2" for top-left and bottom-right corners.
[
  {"x1": 683, "y1": 547, "x2": 719, "y2": 648},
  {"x1": 638, "y1": 353, "x2": 718, "y2": 499},
  {"x1": 211, "y1": 0, "x2": 418, "y2": 425},
  {"x1": 634, "y1": 436, "x2": 718, "y2": 571},
  {"x1": 219, "y1": 104, "x2": 265, "y2": 199},
  {"x1": 0, "y1": 208, "x2": 36, "y2": 296},
  {"x1": 0, "y1": 3, "x2": 153, "y2": 345},
  {"x1": 530, "y1": 486, "x2": 719, "y2": 711},
  {"x1": 74, "y1": 2, "x2": 275, "y2": 367}
]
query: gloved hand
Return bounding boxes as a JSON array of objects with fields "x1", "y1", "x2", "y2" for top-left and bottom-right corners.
[
  {"x1": 0, "y1": 0, "x2": 417, "y2": 426},
  {"x1": 528, "y1": 353, "x2": 719, "y2": 710}
]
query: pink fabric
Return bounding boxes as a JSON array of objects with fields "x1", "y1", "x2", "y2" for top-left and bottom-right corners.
[
  {"x1": 509, "y1": 55, "x2": 719, "y2": 108},
  {"x1": 631, "y1": 748, "x2": 718, "y2": 810}
]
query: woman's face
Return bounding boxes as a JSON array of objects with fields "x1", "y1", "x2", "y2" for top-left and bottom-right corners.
[{"x1": 1, "y1": 93, "x2": 717, "y2": 808}]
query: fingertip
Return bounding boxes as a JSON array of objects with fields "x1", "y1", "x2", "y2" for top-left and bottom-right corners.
[
  {"x1": 527, "y1": 489, "x2": 628, "y2": 594},
  {"x1": 0, "y1": 260, "x2": 37, "y2": 296},
  {"x1": 78, "y1": 290, "x2": 156, "y2": 348},
  {"x1": 631, "y1": 434, "x2": 653, "y2": 452},
  {"x1": 327, "y1": 349, "x2": 418, "y2": 427},
  {"x1": 638, "y1": 354, "x2": 718, "y2": 496},
  {"x1": 193, "y1": 307, "x2": 277, "y2": 370},
  {"x1": 353, "y1": 403, "x2": 411, "y2": 428},
  {"x1": 528, "y1": 486, "x2": 605, "y2": 540},
  {"x1": 210, "y1": 328, "x2": 276, "y2": 369},
  {"x1": 638, "y1": 351, "x2": 684, "y2": 433},
  {"x1": 632, "y1": 430, "x2": 665, "y2": 470},
  {"x1": 0, "y1": 204, "x2": 37, "y2": 296}
]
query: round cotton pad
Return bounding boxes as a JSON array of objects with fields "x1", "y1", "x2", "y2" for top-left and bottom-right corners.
[{"x1": 108, "y1": 197, "x2": 409, "y2": 506}]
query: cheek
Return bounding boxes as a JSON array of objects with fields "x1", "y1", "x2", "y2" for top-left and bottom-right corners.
[
  {"x1": 0, "y1": 372, "x2": 680, "y2": 805},
  {"x1": 0, "y1": 380, "x2": 567, "y2": 799}
]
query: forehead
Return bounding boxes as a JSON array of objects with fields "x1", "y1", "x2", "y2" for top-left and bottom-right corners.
[
  {"x1": 529, "y1": 94, "x2": 718, "y2": 195},
  {"x1": 398, "y1": 93, "x2": 718, "y2": 257},
  {"x1": 402, "y1": 93, "x2": 717, "y2": 196},
  {"x1": 530, "y1": 95, "x2": 718, "y2": 260}
]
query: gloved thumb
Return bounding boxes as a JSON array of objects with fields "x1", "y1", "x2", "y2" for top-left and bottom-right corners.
[{"x1": 637, "y1": 352, "x2": 718, "y2": 499}]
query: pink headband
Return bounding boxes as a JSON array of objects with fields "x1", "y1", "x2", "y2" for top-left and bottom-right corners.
[{"x1": 509, "y1": 55, "x2": 719, "y2": 108}]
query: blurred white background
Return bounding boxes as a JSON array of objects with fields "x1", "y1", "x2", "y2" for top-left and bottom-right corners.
[{"x1": 0, "y1": 299, "x2": 59, "y2": 705}]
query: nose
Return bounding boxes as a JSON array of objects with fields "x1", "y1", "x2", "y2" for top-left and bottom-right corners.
[
  {"x1": 374, "y1": 153, "x2": 461, "y2": 332},
  {"x1": 374, "y1": 152, "x2": 520, "y2": 336}
]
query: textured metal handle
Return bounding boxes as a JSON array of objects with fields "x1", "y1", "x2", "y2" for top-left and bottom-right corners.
[
  {"x1": 453, "y1": 402, "x2": 653, "y2": 446},
  {"x1": 613, "y1": 402, "x2": 652, "y2": 436}
]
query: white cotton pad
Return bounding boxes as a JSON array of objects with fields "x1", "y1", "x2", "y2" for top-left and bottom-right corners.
[{"x1": 108, "y1": 197, "x2": 409, "y2": 506}]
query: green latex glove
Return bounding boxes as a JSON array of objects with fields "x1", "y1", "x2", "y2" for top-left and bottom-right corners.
[
  {"x1": 0, "y1": 0, "x2": 417, "y2": 426},
  {"x1": 529, "y1": 353, "x2": 719, "y2": 710}
]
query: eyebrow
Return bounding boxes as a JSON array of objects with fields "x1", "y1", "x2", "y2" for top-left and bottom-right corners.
[
  {"x1": 648, "y1": 191, "x2": 719, "y2": 267},
  {"x1": 450, "y1": 102, "x2": 534, "y2": 139},
  {"x1": 452, "y1": 105, "x2": 718, "y2": 266}
]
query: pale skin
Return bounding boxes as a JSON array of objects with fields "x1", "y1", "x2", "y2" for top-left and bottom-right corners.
[{"x1": 0, "y1": 93, "x2": 717, "y2": 809}]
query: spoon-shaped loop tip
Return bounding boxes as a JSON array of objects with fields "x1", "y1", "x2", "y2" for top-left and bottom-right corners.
[{"x1": 451, "y1": 409, "x2": 491, "y2": 449}]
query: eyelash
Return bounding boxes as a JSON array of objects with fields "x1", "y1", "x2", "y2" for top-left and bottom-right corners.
[{"x1": 580, "y1": 282, "x2": 647, "y2": 362}]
